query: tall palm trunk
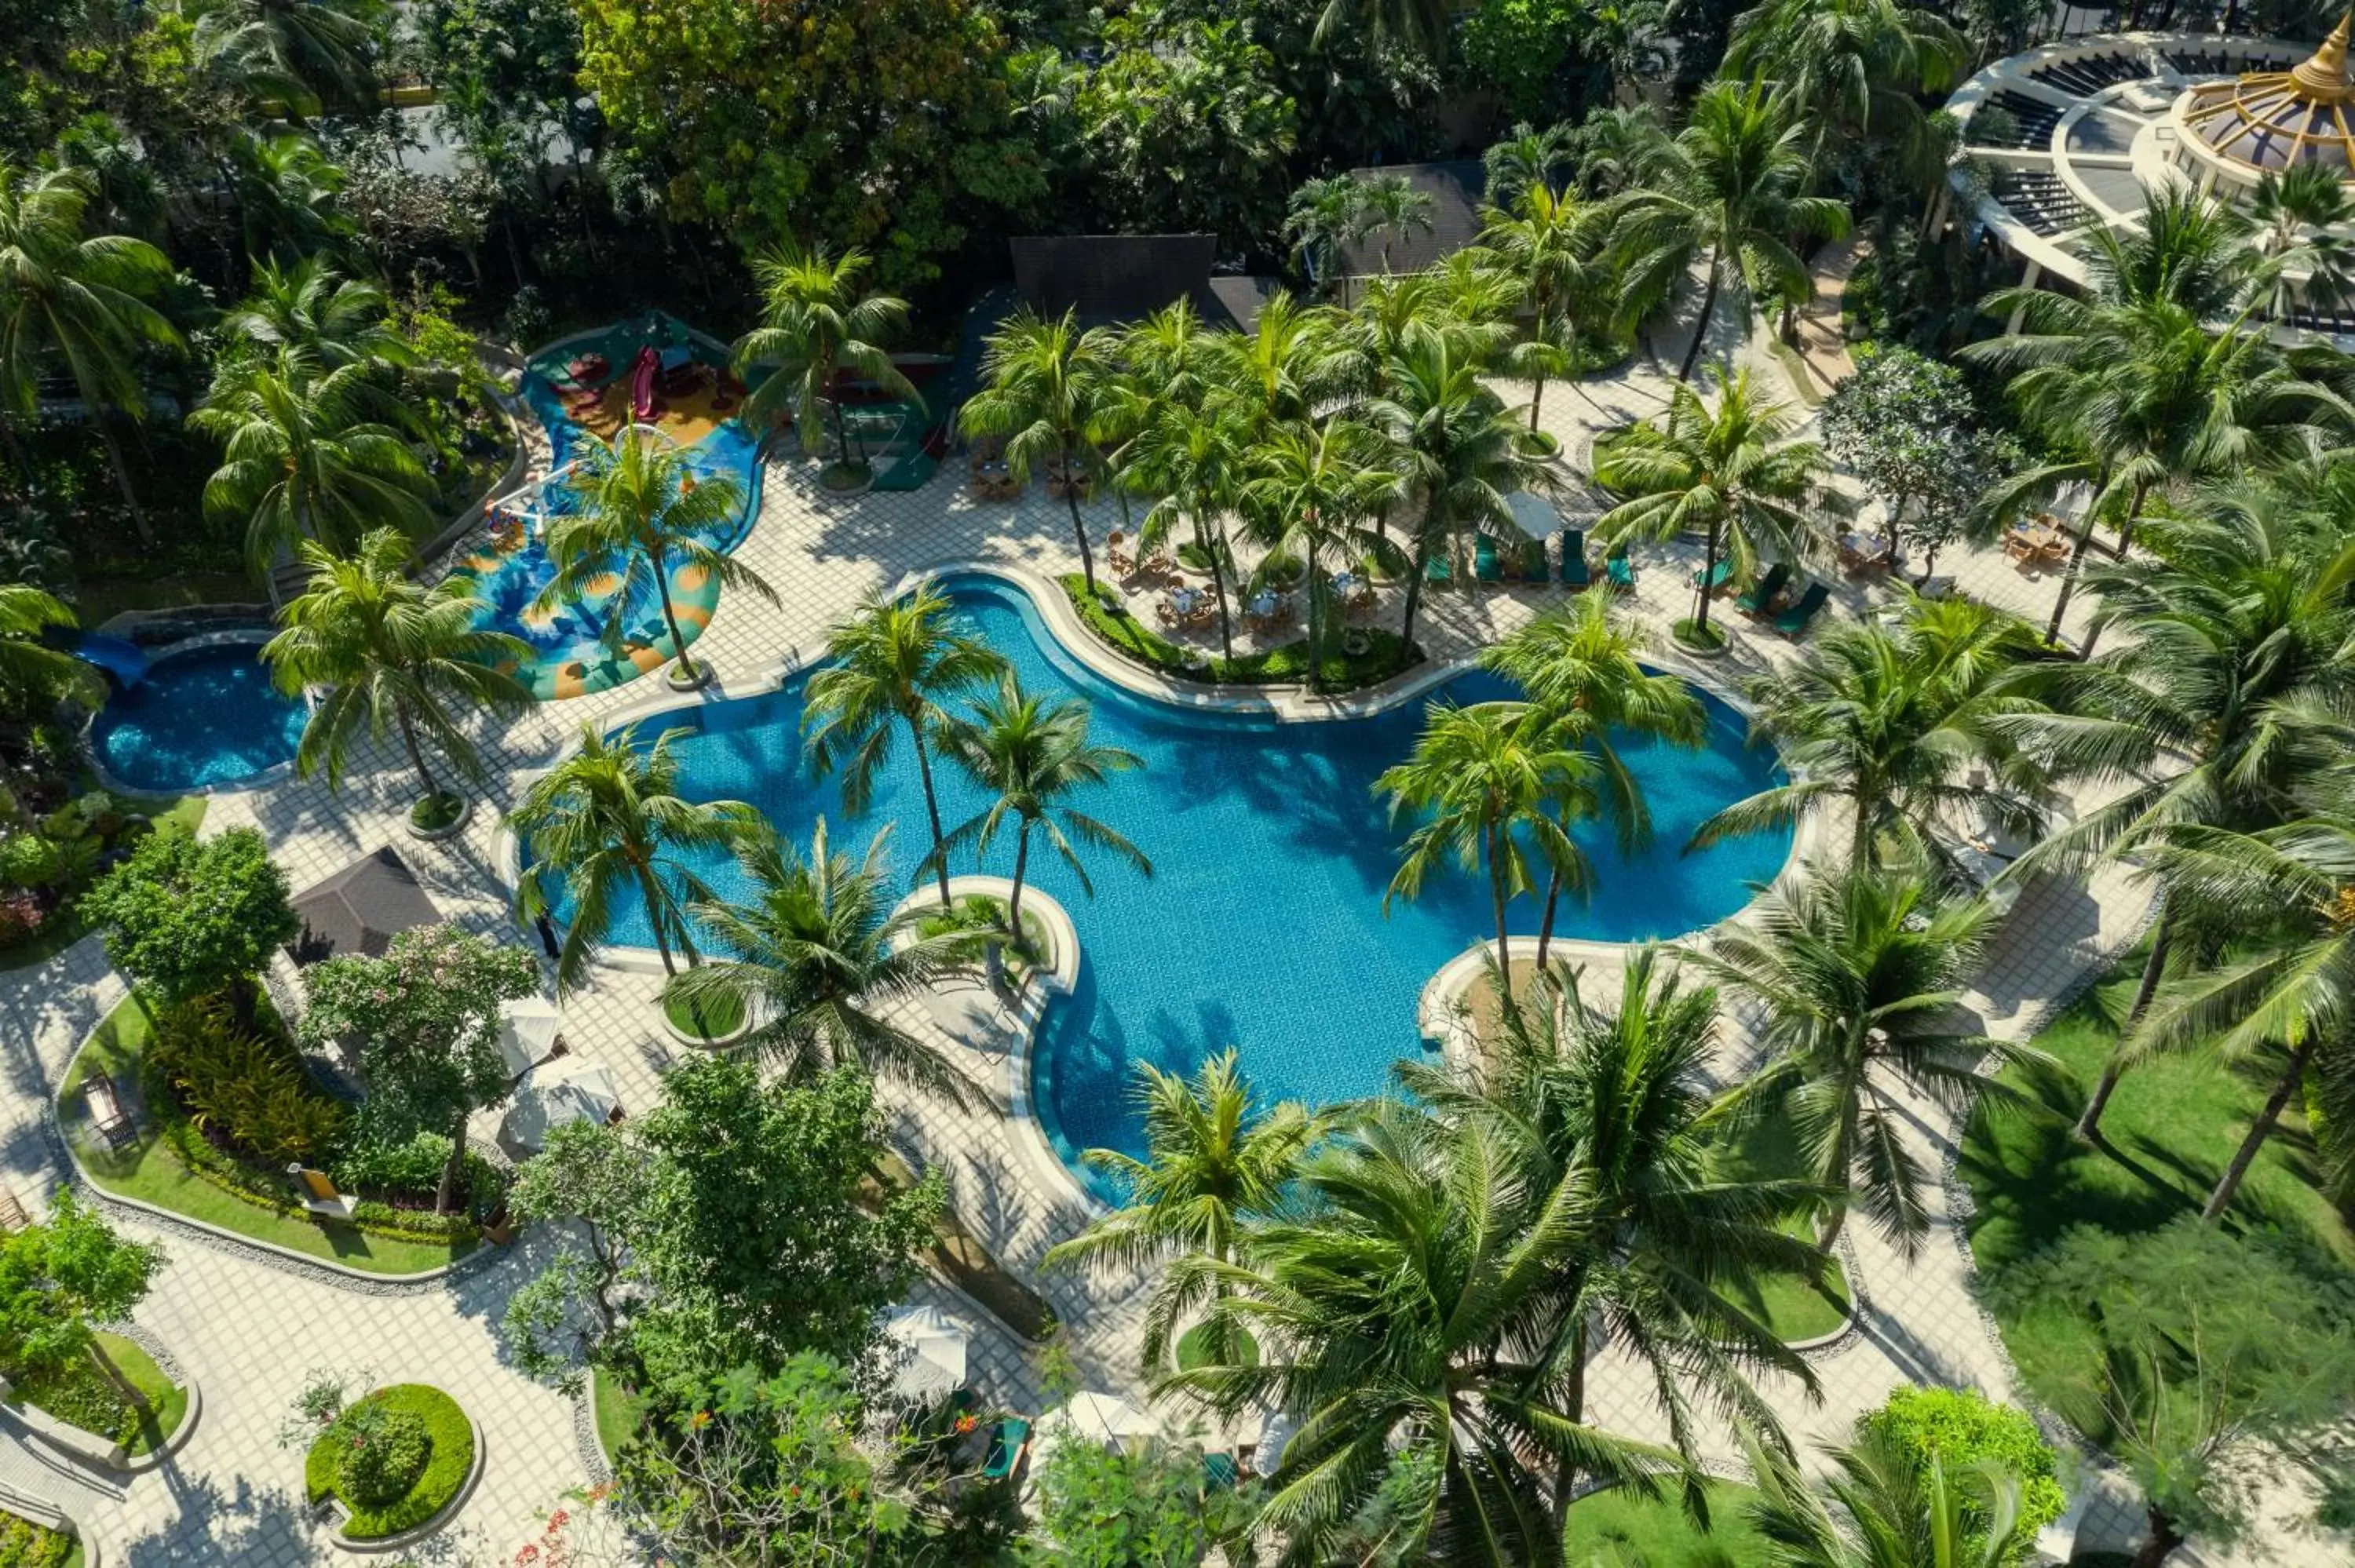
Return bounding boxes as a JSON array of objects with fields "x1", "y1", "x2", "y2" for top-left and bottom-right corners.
[
  {"x1": 1006, "y1": 821, "x2": 1033, "y2": 939},
  {"x1": 95, "y1": 414, "x2": 155, "y2": 548},
  {"x1": 1551, "y1": 1317, "x2": 1591, "y2": 1529},
  {"x1": 1064, "y1": 445, "x2": 1097, "y2": 591},
  {"x1": 2200, "y1": 1038, "x2": 2314, "y2": 1222},
  {"x1": 1488, "y1": 819, "x2": 1513, "y2": 983},
  {"x1": 1692, "y1": 515, "x2": 1722, "y2": 633},
  {"x1": 637, "y1": 860, "x2": 680, "y2": 978},
  {"x1": 907, "y1": 716, "x2": 955, "y2": 909},
  {"x1": 1535, "y1": 862, "x2": 1563, "y2": 969},
  {"x1": 1397, "y1": 535, "x2": 1432, "y2": 669},
  {"x1": 1201, "y1": 516, "x2": 1234, "y2": 662},
  {"x1": 1675, "y1": 249, "x2": 1724, "y2": 384},
  {"x1": 2076, "y1": 899, "x2": 2174, "y2": 1143},
  {"x1": 394, "y1": 702, "x2": 441, "y2": 804},
  {"x1": 647, "y1": 542, "x2": 696, "y2": 680},
  {"x1": 2046, "y1": 480, "x2": 2139, "y2": 651}
]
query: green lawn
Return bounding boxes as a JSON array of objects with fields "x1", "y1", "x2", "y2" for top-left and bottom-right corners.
[
  {"x1": 1564, "y1": 1479, "x2": 1772, "y2": 1566},
  {"x1": 1715, "y1": 1111, "x2": 1857, "y2": 1345},
  {"x1": 0, "y1": 793, "x2": 206, "y2": 973},
  {"x1": 592, "y1": 1368, "x2": 650, "y2": 1466},
  {"x1": 6, "y1": 1333, "x2": 188, "y2": 1457},
  {"x1": 305, "y1": 1384, "x2": 474, "y2": 1540},
  {"x1": 60, "y1": 997, "x2": 473, "y2": 1277},
  {"x1": 1959, "y1": 961, "x2": 2354, "y2": 1412}
]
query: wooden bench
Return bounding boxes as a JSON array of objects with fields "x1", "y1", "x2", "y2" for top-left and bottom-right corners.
[{"x1": 81, "y1": 1075, "x2": 136, "y2": 1150}]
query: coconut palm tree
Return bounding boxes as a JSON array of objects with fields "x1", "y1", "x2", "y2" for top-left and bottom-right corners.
[
  {"x1": 2247, "y1": 162, "x2": 2355, "y2": 324},
  {"x1": 1483, "y1": 121, "x2": 1578, "y2": 210},
  {"x1": 1477, "y1": 180, "x2": 1605, "y2": 431},
  {"x1": 535, "y1": 429, "x2": 776, "y2": 689},
  {"x1": 192, "y1": 0, "x2": 382, "y2": 111},
  {"x1": 1592, "y1": 367, "x2": 1836, "y2": 639},
  {"x1": 1726, "y1": 0, "x2": 1967, "y2": 179},
  {"x1": 0, "y1": 162, "x2": 181, "y2": 545},
  {"x1": 731, "y1": 241, "x2": 922, "y2": 484},
  {"x1": 1742, "y1": 1426, "x2": 2031, "y2": 1568},
  {"x1": 802, "y1": 585, "x2": 1008, "y2": 910},
  {"x1": 1156, "y1": 1096, "x2": 1674, "y2": 1566},
  {"x1": 508, "y1": 722, "x2": 767, "y2": 990},
  {"x1": 960, "y1": 309, "x2": 1123, "y2": 591},
  {"x1": 1607, "y1": 81, "x2": 1851, "y2": 382},
  {"x1": 222, "y1": 255, "x2": 410, "y2": 376},
  {"x1": 1689, "y1": 856, "x2": 2045, "y2": 1257},
  {"x1": 230, "y1": 130, "x2": 351, "y2": 261},
  {"x1": 1130, "y1": 396, "x2": 1251, "y2": 660},
  {"x1": 1480, "y1": 595, "x2": 1706, "y2": 963},
  {"x1": 0, "y1": 584, "x2": 86, "y2": 698},
  {"x1": 1043, "y1": 1049, "x2": 1320, "y2": 1372},
  {"x1": 1694, "y1": 595, "x2": 2061, "y2": 869},
  {"x1": 1313, "y1": 0, "x2": 1454, "y2": 60},
  {"x1": 1242, "y1": 416, "x2": 1401, "y2": 684},
  {"x1": 1284, "y1": 175, "x2": 1376, "y2": 305},
  {"x1": 1377, "y1": 702, "x2": 1594, "y2": 983},
  {"x1": 929, "y1": 674, "x2": 1152, "y2": 939},
  {"x1": 1359, "y1": 172, "x2": 1437, "y2": 275},
  {"x1": 189, "y1": 345, "x2": 435, "y2": 569},
  {"x1": 663, "y1": 818, "x2": 975, "y2": 1098},
  {"x1": 262, "y1": 527, "x2": 531, "y2": 818}
]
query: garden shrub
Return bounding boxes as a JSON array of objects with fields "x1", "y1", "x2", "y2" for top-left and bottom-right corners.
[
  {"x1": 334, "y1": 1402, "x2": 433, "y2": 1507},
  {"x1": 304, "y1": 1384, "x2": 475, "y2": 1540},
  {"x1": 159, "y1": 1122, "x2": 482, "y2": 1246},
  {"x1": 147, "y1": 995, "x2": 345, "y2": 1164},
  {"x1": 0, "y1": 1508, "x2": 72, "y2": 1567},
  {"x1": 1859, "y1": 1385, "x2": 2065, "y2": 1559},
  {"x1": 330, "y1": 1132, "x2": 509, "y2": 1221},
  {"x1": 1059, "y1": 574, "x2": 1420, "y2": 689}
]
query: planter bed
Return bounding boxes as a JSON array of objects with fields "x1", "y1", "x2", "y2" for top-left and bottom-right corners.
[
  {"x1": 4, "y1": 1333, "x2": 188, "y2": 1460},
  {"x1": 305, "y1": 1384, "x2": 477, "y2": 1547},
  {"x1": 1060, "y1": 574, "x2": 1420, "y2": 691}
]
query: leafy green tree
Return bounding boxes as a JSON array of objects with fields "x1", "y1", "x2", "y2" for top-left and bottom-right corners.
[
  {"x1": 194, "y1": 0, "x2": 383, "y2": 111},
  {"x1": 296, "y1": 923, "x2": 537, "y2": 1212},
  {"x1": 1241, "y1": 416, "x2": 1400, "y2": 682},
  {"x1": 0, "y1": 1191, "x2": 164, "y2": 1413},
  {"x1": 1819, "y1": 345, "x2": 2016, "y2": 578},
  {"x1": 1594, "y1": 366, "x2": 1835, "y2": 637},
  {"x1": 508, "y1": 721, "x2": 767, "y2": 989},
  {"x1": 502, "y1": 1118, "x2": 655, "y2": 1391},
  {"x1": 536, "y1": 430, "x2": 776, "y2": 689},
  {"x1": 190, "y1": 347, "x2": 436, "y2": 569},
  {"x1": 264, "y1": 528, "x2": 532, "y2": 815},
  {"x1": 0, "y1": 162, "x2": 180, "y2": 545},
  {"x1": 1484, "y1": 120, "x2": 1579, "y2": 210},
  {"x1": 1284, "y1": 174, "x2": 1377, "y2": 304},
  {"x1": 1130, "y1": 396, "x2": 1251, "y2": 659},
  {"x1": 81, "y1": 825, "x2": 296, "y2": 1019},
  {"x1": 930, "y1": 674, "x2": 1152, "y2": 939},
  {"x1": 1314, "y1": 0, "x2": 1452, "y2": 60},
  {"x1": 228, "y1": 129, "x2": 352, "y2": 262},
  {"x1": 1859, "y1": 1387, "x2": 2066, "y2": 1562},
  {"x1": 2246, "y1": 162, "x2": 2355, "y2": 323},
  {"x1": 221, "y1": 255, "x2": 411, "y2": 376},
  {"x1": 731, "y1": 241, "x2": 922, "y2": 481},
  {"x1": 1608, "y1": 81, "x2": 1850, "y2": 381},
  {"x1": 1032, "y1": 1434, "x2": 1253, "y2": 1568},
  {"x1": 625, "y1": 1059, "x2": 941, "y2": 1384},
  {"x1": 663, "y1": 819, "x2": 973, "y2": 1098},
  {"x1": 1043, "y1": 1050, "x2": 1319, "y2": 1373},
  {"x1": 0, "y1": 583, "x2": 84, "y2": 698},
  {"x1": 1356, "y1": 171, "x2": 1436, "y2": 275},
  {"x1": 1726, "y1": 0, "x2": 1966, "y2": 181},
  {"x1": 960, "y1": 309, "x2": 1123, "y2": 591},
  {"x1": 1477, "y1": 178, "x2": 1607, "y2": 430},
  {"x1": 1742, "y1": 1424, "x2": 2032, "y2": 1568},
  {"x1": 803, "y1": 584, "x2": 1008, "y2": 909}
]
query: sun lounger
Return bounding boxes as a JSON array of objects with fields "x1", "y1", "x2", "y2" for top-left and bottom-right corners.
[
  {"x1": 1558, "y1": 530, "x2": 1590, "y2": 590},
  {"x1": 1692, "y1": 557, "x2": 1735, "y2": 596},
  {"x1": 82, "y1": 1074, "x2": 135, "y2": 1150},
  {"x1": 1424, "y1": 551, "x2": 1453, "y2": 588},
  {"x1": 1773, "y1": 581, "x2": 1831, "y2": 637},
  {"x1": 1736, "y1": 562, "x2": 1791, "y2": 617},
  {"x1": 980, "y1": 1417, "x2": 1030, "y2": 1481},
  {"x1": 1605, "y1": 552, "x2": 1634, "y2": 593},
  {"x1": 1204, "y1": 1452, "x2": 1240, "y2": 1491},
  {"x1": 1474, "y1": 535, "x2": 1504, "y2": 584}
]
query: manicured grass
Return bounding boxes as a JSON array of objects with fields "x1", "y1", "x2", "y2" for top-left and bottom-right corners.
[
  {"x1": 60, "y1": 997, "x2": 473, "y2": 1276},
  {"x1": 662, "y1": 988, "x2": 746, "y2": 1041},
  {"x1": 1174, "y1": 1322, "x2": 1259, "y2": 1370},
  {"x1": 1563, "y1": 1479, "x2": 1772, "y2": 1566},
  {"x1": 0, "y1": 793, "x2": 206, "y2": 973},
  {"x1": 1959, "y1": 961, "x2": 2355, "y2": 1413},
  {"x1": 6, "y1": 1333, "x2": 188, "y2": 1457},
  {"x1": 1060, "y1": 574, "x2": 1422, "y2": 691},
  {"x1": 305, "y1": 1384, "x2": 473, "y2": 1541},
  {"x1": 591, "y1": 1368, "x2": 649, "y2": 1465}
]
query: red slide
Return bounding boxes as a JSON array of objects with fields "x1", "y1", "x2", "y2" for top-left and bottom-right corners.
[{"x1": 630, "y1": 345, "x2": 659, "y2": 421}]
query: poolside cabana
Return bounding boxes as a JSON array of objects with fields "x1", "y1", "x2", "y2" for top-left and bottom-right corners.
[{"x1": 287, "y1": 847, "x2": 442, "y2": 966}]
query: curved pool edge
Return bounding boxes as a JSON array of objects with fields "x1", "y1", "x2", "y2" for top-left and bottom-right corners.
[{"x1": 82, "y1": 629, "x2": 307, "y2": 800}]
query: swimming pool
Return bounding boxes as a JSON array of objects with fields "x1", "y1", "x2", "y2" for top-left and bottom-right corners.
[
  {"x1": 537, "y1": 572, "x2": 1793, "y2": 1196},
  {"x1": 90, "y1": 643, "x2": 307, "y2": 793}
]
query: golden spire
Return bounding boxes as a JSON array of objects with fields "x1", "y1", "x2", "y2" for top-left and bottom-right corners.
[{"x1": 2289, "y1": 9, "x2": 2355, "y2": 101}]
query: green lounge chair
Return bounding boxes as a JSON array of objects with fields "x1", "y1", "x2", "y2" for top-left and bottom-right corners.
[
  {"x1": 1517, "y1": 538, "x2": 1548, "y2": 582},
  {"x1": 1203, "y1": 1452, "x2": 1240, "y2": 1491},
  {"x1": 980, "y1": 1417, "x2": 1029, "y2": 1481},
  {"x1": 1605, "y1": 552, "x2": 1634, "y2": 593},
  {"x1": 1691, "y1": 557, "x2": 1734, "y2": 595},
  {"x1": 1474, "y1": 534, "x2": 1504, "y2": 583},
  {"x1": 1558, "y1": 530, "x2": 1590, "y2": 589},
  {"x1": 1736, "y1": 561, "x2": 1791, "y2": 616},
  {"x1": 1424, "y1": 550, "x2": 1453, "y2": 588},
  {"x1": 1774, "y1": 581, "x2": 1831, "y2": 637}
]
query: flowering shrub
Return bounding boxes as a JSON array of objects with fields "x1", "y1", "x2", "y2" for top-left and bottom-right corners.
[
  {"x1": 0, "y1": 888, "x2": 44, "y2": 949},
  {"x1": 334, "y1": 1402, "x2": 433, "y2": 1507}
]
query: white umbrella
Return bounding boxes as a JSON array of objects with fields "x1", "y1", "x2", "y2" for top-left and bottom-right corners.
[
  {"x1": 1036, "y1": 1391, "x2": 1159, "y2": 1453},
  {"x1": 1506, "y1": 489, "x2": 1559, "y2": 540},
  {"x1": 1254, "y1": 1409, "x2": 1297, "y2": 1471},
  {"x1": 882, "y1": 1304, "x2": 969, "y2": 1403},
  {"x1": 500, "y1": 1058, "x2": 621, "y2": 1154},
  {"x1": 496, "y1": 997, "x2": 564, "y2": 1077}
]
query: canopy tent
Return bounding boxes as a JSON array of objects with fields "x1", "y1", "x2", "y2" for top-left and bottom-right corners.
[
  {"x1": 1035, "y1": 1391, "x2": 1160, "y2": 1453},
  {"x1": 499, "y1": 1058, "x2": 621, "y2": 1155},
  {"x1": 496, "y1": 997, "x2": 564, "y2": 1078},
  {"x1": 882, "y1": 1304, "x2": 970, "y2": 1404}
]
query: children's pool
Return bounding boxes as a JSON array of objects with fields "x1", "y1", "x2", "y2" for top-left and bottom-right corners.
[{"x1": 89, "y1": 643, "x2": 307, "y2": 793}]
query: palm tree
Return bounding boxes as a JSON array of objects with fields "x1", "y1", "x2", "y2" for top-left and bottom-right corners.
[
  {"x1": 731, "y1": 241, "x2": 921, "y2": 483},
  {"x1": 663, "y1": 819, "x2": 975, "y2": 1098},
  {"x1": 1690, "y1": 856, "x2": 2045, "y2": 1257},
  {"x1": 1480, "y1": 595, "x2": 1706, "y2": 963},
  {"x1": 1694, "y1": 595, "x2": 2061, "y2": 869},
  {"x1": 1313, "y1": 0, "x2": 1453, "y2": 60},
  {"x1": 508, "y1": 722, "x2": 767, "y2": 990},
  {"x1": 929, "y1": 674, "x2": 1152, "y2": 939},
  {"x1": 1284, "y1": 175, "x2": 1375, "y2": 306},
  {"x1": 1042, "y1": 1050, "x2": 1320, "y2": 1372},
  {"x1": 1242, "y1": 417, "x2": 1400, "y2": 684},
  {"x1": 1377, "y1": 702, "x2": 1594, "y2": 983},
  {"x1": 2246, "y1": 163, "x2": 2355, "y2": 324},
  {"x1": 192, "y1": 0, "x2": 382, "y2": 111},
  {"x1": 960, "y1": 309, "x2": 1123, "y2": 591},
  {"x1": 1358, "y1": 172, "x2": 1437, "y2": 275},
  {"x1": 222, "y1": 255, "x2": 410, "y2": 375},
  {"x1": 1157, "y1": 1096, "x2": 1674, "y2": 1565},
  {"x1": 1725, "y1": 0, "x2": 1967, "y2": 180},
  {"x1": 1130, "y1": 396, "x2": 1251, "y2": 660},
  {"x1": 262, "y1": 528, "x2": 531, "y2": 815},
  {"x1": 802, "y1": 585, "x2": 1008, "y2": 910},
  {"x1": 1477, "y1": 180, "x2": 1605, "y2": 431},
  {"x1": 535, "y1": 429, "x2": 776, "y2": 689},
  {"x1": 230, "y1": 131, "x2": 351, "y2": 261},
  {"x1": 189, "y1": 345, "x2": 435, "y2": 570},
  {"x1": 0, "y1": 162, "x2": 181, "y2": 545},
  {"x1": 1743, "y1": 1427, "x2": 2031, "y2": 1568},
  {"x1": 1483, "y1": 121, "x2": 1578, "y2": 210},
  {"x1": 1593, "y1": 366, "x2": 1836, "y2": 638},
  {"x1": 0, "y1": 584, "x2": 86, "y2": 698},
  {"x1": 1608, "y1": 81, "x2": 1851, "y2": 381}
]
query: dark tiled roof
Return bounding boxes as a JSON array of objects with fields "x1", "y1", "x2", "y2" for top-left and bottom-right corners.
[
  {"x1": 1336, "y1": 159, "x2": 1488, "y2": 278},
  {"x1": 288, "y1": 846, "x2": 442, "y2": 965}
]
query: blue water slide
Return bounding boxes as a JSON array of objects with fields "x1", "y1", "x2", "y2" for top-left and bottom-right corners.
[{"x1": 65, "y1": 632, "x2": 149, "y2": 687}]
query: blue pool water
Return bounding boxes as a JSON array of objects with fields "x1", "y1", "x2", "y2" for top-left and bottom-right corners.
[
  {"x1": 91, "y1": 644, "x2": 307, "y2": 793},
  {"x1": 546, "y1": 574, "x2": 1791, "y2": 1195}
]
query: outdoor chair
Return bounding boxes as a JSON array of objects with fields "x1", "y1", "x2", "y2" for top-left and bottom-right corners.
[
  {"x1": 1424, "y1": 552, "x2": 1453, "y2": 589},
  {"x1": 82, "y1": 1074, "x2": 136, "y2": 1150},
  {"x1": 980, "y1": 1417, "x2": 1031, "y2": 1482},
  {"x1": 1558, "y1": 530, "x2": 1590, "y2": 591},
  {"x1": 1774, "y1": 582, "x2": 1832, "y2": 638},
  {"x1": 1473, "y1": 535, "x2": 1505, "y2": 584},
  {"x1": 1692, "y1": 557, "x2": 1735, "y2": 596},
  {"x1": 1736, "y1": 562, "x2": 1791, "y2": 617},
  {"x1": 1605, "y1": 551, "x2": 1634, "y2": 593}
]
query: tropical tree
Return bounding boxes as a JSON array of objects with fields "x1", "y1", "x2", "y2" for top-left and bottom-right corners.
[
  {"x1": 1726, "y1": 0, "x2": 1968, "y2": 180},
  {"x1": 1690, "y1": 856, "x2": 2044, "y2": 1257},
  {"x1": 190, "y1": 345, "x2": 435, "y2": 569},
  {"x1": 929, "y1": 674, "x2": 1152, "y2": 939},
  {"x1": 662, "y1": 819, "x2": 974, "y2": 1099},
  {"x1": 1042, "y1": 1050, "x2": 1320, "y2": 1372},
  {"x1": 1694, "y1": 595, "x2": 2061, "y2": 868},
  {"x1": 802, "y1": 585, "x2": 1008, "y2": 910},
  {"x1": 1313, "y1": 0, "x2": 1454, "y2": 61},
  {"x1": 193, "y1": 0, "x2": 385, "y2": 111},
  {"x1": 229, "y1": 130, "x2": 352, "y2": 261},
  {"x1": 1377, "y1": 702, "x2": 1593, "y2": 982},
  {"x1": 0, "y1": 162, "x2": 181, "y2": 544},
  {"x1": 731, "y1": 241, "x2": 922, "y2": 483},
  {"x1": 508, "y1": 722, "x2": 766, "y2": 990},
  {"x1": 1358, "y1": 171, "x2": 1437, "y2": 275},
  {"x1": 1593, "y1": 366, "x2": 1836, "y2": 638},
  {"x1": 2247, "y1": 163, "x2": 2355, "y2": 323},
  {"x1": 1130, "y1": 396, "x2": 1251, "y2": 660},
  {"x1": 1607, "y1": 81, "x2": 1851, "y2": 381},
  {"x1": 960, "y1": 309, "x2": 1123, "y2": 591},
  {"x1": 221, "y1": 255, "x2": 411, "y2": 375},
  {"x1": 1241, "y1": 416, "x2": 1400, "y2": 684},
  {"x1": 1742, "y1": 1427, "x2": 2031, "y2": 1568},
  {"x1": 0, "y1": 584, "x2": 85, "y2": 698},
  {"x1": 262, "y1": 528, "x2": 531, "y2": 817},
  {"x1": 1284, "y1": 175, "x2": 1376, "y2": 305},
  {"x1": 1479, "y1": 594, "x2": 1707, "y2": 963},
  {"x1": 535, "y1": 429, "x2": 776, "y2": 689},
  {"x1": 1483, "y1": 121, "x2": 1578, "y2": 210},
  {"x1": 1477, "y1": 179, "x2": 1605, "y2": 430}
]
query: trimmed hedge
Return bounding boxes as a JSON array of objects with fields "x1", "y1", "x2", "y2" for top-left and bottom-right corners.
[
  {"x1": 1058, "y1": 575, "x2": 1421, "y2": 691},
  {"x1": 305, "y1": 1384, "x2": 474, "y2": 1541}
]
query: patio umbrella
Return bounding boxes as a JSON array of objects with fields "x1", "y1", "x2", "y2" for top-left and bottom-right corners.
[
  {"x1": 500, "y1": 1059, "x2": 621, "y2": 1154},
  {"x1": 1505, "y1": 489, "x2": 1558, "y2": 539},
  {"x1": 1036, "y1": 1391, "x2": 1159, "y2": 1453},
  {"x1": 496, "y1": 997, "x2": 564, "y2": 1078},
  {"x1": 882, "y1": 1304, "x2": 969, "y2": 1403}
]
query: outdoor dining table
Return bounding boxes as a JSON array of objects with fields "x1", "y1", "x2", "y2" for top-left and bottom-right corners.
[
  {"x1": 1330, "y1": 571, "x2": 1358, "y2": 596},
  {"x1": 1167, "y1": 587, "x2": 1201, "y2": 614},
  {"x1": 1248, "y1": 591, "x2": 1280, "y2": 617}
]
